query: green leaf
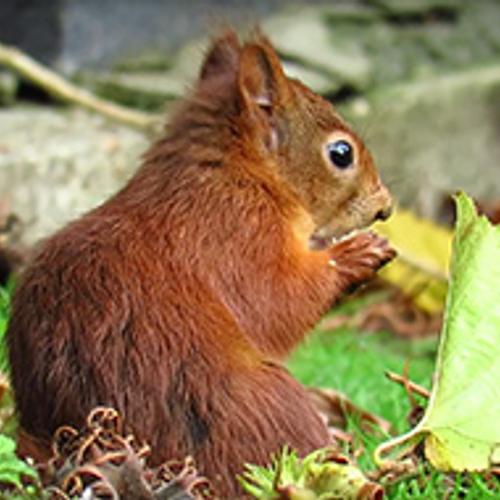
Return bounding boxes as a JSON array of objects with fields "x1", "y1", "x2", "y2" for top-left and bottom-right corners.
[
  {"x1": 374, "y1": 192, "x2": 500, "y2": 471},
  {"x1": 0, "y1": 283, "x2": 12, "y2": 372},
  {"x1": 0, "y1": 434, "x2": 16, "y2": 455},
  {"x1": 0, "y1": 435, "x2": 37, "y2": 489}
]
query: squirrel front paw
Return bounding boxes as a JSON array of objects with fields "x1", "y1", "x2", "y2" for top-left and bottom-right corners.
[{"x1": 328, "y1": 231, "x2": 396, "y2": 294}]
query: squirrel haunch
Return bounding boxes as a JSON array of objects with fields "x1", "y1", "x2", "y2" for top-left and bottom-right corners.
[{"x1": 7, "y1": 30, "x2": 395, "y2": 497}]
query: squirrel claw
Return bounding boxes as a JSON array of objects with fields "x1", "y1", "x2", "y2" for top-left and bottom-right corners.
[{"x1": 329, "y1": 231, "x2": 396, "y2": 294}]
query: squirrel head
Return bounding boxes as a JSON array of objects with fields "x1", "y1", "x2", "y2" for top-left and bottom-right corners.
[{"x1": 192, "y1": 30, "x2": 393, "y2": 250}]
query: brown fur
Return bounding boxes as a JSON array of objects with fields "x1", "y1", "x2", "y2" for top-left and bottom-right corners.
[{"x1": 7, "y1": 30, "x2": 394, "y2": 497}]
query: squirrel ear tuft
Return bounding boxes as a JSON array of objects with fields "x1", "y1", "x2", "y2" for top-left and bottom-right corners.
[
  {"x1": 199, "y1": 30, "x2": 242, "y2": 83},
  {"x1": 238, "y1": 36, "x2": 288, "y2": 111}
]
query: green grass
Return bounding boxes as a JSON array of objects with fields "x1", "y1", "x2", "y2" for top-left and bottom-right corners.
[
  {"x1": 289, "y1": 326, "x2": 437, "y2": 431},
  {"x1": 288, "y1": 322, "x2": 499, "y2": 499},
  {"x1": 0, "y1": 286, "x2": 40, "y2": 498},
  {"x1": 0, "y1": 283, "x2": 11, "y2": 372}
]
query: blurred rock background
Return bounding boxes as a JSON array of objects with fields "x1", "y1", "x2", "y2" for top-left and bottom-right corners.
[{"x1": 0, "y1": 0, "x2": 499, "y2": 246}]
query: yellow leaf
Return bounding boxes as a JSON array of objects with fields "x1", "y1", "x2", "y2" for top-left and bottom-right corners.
[{"x1": 374, "y1": 208, "x2": 453, "y2": 314}]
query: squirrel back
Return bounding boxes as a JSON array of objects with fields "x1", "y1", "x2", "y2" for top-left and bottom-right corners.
[{"x1": 7, "y1": 30, "x2": 394, "y2": 497}]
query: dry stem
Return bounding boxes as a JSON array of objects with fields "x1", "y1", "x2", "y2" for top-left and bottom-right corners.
[{"x1": 0, "y1": 42, "x2": 161, "y2": 133}]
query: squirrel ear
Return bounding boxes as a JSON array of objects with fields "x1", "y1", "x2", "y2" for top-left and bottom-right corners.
[
  {"x1": 199, "y1": 30, "x2": 241, "y2": 83},
  {"x1": 238, "y1": 37, "x2": 288, "y2": 111}
]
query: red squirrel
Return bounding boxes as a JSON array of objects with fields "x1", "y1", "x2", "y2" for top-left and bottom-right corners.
[{"x1": 7, "y1": 31, "x2": 395, "y2": 497}]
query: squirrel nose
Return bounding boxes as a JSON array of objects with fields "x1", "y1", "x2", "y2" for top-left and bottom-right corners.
[{"x1": 375, "y1": 204, "x2": 393, "y2": 221}]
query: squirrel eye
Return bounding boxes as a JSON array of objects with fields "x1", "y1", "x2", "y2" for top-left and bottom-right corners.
[{"x1": 327, "y1": 140, "x2": 354, "y2": 170}]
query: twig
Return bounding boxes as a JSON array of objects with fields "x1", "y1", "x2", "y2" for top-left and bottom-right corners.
[
  {"x1": 385, "y1": 370, "x2": 431, "y2": 399},
  {"x1": 0, "y1": 42, "x2": 161, "y2": 133}
]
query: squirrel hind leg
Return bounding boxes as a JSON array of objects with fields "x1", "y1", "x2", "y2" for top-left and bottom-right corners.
[{"x1": 190, "y1": 361, "x2": 331, "y2": 497}]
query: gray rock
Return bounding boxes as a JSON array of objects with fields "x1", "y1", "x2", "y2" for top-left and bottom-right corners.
[
  {"x1": 82, "y1": 71, "x2": 186, "y2": 112},
  {"x1": 0, "y1": 0, "x2": 61, "y2": 67},
  {"x1": 263, "y1": 6, "x2": 373, "y2": 90},
  {"x1": 0, "y1": 0, "x2": 317, "y2": 74},
  {"x1": 369, "y1": 0, "x2": 458, "y2": 16},
  {"x1": 0, "y1": 106, "x2": 148, "y2": 245}
]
